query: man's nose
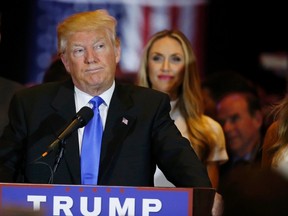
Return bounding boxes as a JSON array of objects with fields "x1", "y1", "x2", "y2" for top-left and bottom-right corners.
[{"x1": 85, "y1": 49, "x2": 98, "y2": 64}]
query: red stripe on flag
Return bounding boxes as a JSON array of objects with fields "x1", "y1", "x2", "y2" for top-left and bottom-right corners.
[
  {"x1": 170, "y1": 6, "x2": 180, "y2": 30},
  {"x1": 143, "y1": 6, "x2": 152, "y2": 46}
]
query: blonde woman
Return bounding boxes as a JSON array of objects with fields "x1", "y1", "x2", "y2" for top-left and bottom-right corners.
[
  {"x1": 137, "y1": 29, "x2": 228, "y2": 189},
  {"x1": 262, "y1": 95, "x2": 288, "y2": 178}
]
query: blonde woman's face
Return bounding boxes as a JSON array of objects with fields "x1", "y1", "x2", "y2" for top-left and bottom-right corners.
[{"x1": 147, "y1": 37, "x2": 185, "y2": 100}]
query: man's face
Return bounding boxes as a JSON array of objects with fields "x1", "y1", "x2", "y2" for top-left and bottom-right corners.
[
  {"x1": 217, "y1": 93, "x2": 262, "y2": 157},
  {"x1": 61, "y1": 29, "x2": 120, "y2": 95}
]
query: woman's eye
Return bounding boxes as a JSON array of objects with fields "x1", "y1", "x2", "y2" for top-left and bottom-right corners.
[
  {"x1": 170, "y1": 56, "x2": 182, "y2": 63},
  {"x1": 152, "y1": 55, "x2": 162, "y2": 62}
]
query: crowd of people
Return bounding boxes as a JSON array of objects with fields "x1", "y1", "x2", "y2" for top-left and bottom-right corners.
[{"x1": 0, "y1": 8, "x2": 287, "y2": 216}]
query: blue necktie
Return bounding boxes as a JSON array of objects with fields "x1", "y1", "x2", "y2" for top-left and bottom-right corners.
[{"x1": 81, "y1": 96, "x2": 104, "y2": 184}]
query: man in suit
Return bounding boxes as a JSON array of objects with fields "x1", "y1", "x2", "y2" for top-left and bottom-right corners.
[
  {"x1": 216, "y1": 91, "x2": 264, "y2": 181},
  {"x1": 0, "y1": 9, "x2": 224, "y2": 215}
]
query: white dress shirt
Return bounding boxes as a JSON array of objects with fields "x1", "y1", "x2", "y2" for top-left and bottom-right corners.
[{"x1": 74, "y1": 81, "x2": 115, "y2": 153}]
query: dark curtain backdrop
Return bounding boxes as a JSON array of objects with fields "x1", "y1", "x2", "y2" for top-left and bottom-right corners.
[
  {"x1": 205, "y1": 1, "x2": 288, "y2": 78},
  {"x1": 0, "y1": 0, "x2": 32, "y2": 83}
]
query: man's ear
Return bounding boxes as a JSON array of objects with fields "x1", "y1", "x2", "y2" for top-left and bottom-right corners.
[
  {"x1": 254, "y1": 110, "x2": 263, "y2": 128},
  {"x1": 115, "y1": 38, "x2": 121, "y2": 64}
]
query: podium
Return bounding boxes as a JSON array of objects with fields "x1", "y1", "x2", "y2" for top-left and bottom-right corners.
[{"x1": 0, "y1": 183, "x2": 215, "y2": 215}]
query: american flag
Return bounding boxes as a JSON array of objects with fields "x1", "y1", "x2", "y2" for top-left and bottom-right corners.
[{"x1": 27, "y1": 0, "x2": 207, "y2": 83}]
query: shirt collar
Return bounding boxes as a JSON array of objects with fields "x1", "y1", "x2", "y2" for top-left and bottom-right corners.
[{"x1": 74, "y1": 81, "x2": 115, "y2": 111}]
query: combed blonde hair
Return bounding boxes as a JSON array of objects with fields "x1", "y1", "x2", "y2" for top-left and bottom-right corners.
[
  {"x1": 138, "y1": 29, "x2": 214, "y2": 161},
  {"x1": 57, "y1": 9, "x2": 119, "y2": 55}
]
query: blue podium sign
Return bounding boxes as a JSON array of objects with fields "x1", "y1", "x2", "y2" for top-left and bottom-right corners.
[{"x1": 0, "y1": 183, "x2": 196, "y2": 216}]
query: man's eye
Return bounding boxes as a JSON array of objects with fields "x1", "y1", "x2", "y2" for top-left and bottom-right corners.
[
  {"x1": 231, "y1": 115, "x2": 239, "y2": 123},
  {"x1": 94, "y1": 43, "x2": 105, "y2": 50},
  {"x1": 218, "y1": 120, "x2": 225, "y2": 127},
  {"x1": 73, "y1": 49, "x2": 84, "y2": 57}
]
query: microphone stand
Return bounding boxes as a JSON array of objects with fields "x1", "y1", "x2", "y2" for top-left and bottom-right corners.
[{"x1": 48, "y1": 139, "x2": 66, "y2": 184}]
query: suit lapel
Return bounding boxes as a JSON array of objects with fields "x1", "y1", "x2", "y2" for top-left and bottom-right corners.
[
  {"x1": 49, "y1": 79, "x2": 81, "y2": 183},
  {"x1": 98, "y1": 83, "x2": 136, "y2": 182},
  {"x1": 48, "y1": 81, "x2": 137, "y2": 184}
]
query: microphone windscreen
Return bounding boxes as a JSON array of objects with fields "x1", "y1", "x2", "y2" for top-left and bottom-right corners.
[{"x1": 76, "y1": 106, "x2": 94, "y2": 127}]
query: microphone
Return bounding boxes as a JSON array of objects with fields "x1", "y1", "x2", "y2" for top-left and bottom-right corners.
[{"x1": 42, "y1": 106, "x2": 94, "y2": 157}]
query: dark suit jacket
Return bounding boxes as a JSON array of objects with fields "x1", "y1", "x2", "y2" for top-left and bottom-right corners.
[
  {"x1": 0, "y1": 79, "x2": 211, "y2": 188},
  {"x1": 0, "y1": 77, "x2": 25, "y2": 136}
]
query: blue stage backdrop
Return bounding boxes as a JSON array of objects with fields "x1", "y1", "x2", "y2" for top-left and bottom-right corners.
[{"x1": 26, "y1": 0, "x2": 207, "y2": 85}]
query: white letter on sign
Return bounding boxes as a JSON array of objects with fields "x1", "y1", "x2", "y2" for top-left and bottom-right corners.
[
  {"x1": 109, "y1": 198, "x2": 135, "y2": 216},
  {"x1": 27, "y1": 195, "x2": 47, "y2": 210},
  {"x1": 142, "y1": 199, "x2": 162, "y2": 216},
  {"x1": 53, "y1": 196, "x2": 73, "y2": 216},
  {"x1": 80, "y1": 197, "x2": 101, "y2": 216}
]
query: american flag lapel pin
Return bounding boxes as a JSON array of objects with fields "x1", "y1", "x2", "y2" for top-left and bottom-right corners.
[{"x1": 122, "y1": 117, "x2": 128, "y2": 125}]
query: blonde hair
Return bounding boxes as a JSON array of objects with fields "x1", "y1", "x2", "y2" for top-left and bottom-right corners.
[
  {"x1": 57, "y1": 9, "x2": 119, "y2": 55},
  {"x1": 269, "y1": 96, "x2": 288, "y2": 164},
  {"x1": 138, "y1": 29, "x2": 213, "y2": 161}
]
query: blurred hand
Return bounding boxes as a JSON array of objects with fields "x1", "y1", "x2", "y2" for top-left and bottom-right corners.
[{"x1": 212, "y1": 192, "x2": 224, "y2": 216}]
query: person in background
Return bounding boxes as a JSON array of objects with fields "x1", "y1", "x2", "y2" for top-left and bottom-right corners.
[
  {"x1": 262, "y1": 95, "x2": 288, "y2": 179},
  {"x1": 137, "y1": 29, "x2": 228, "y2": 190},
  {"x1": 202, "y1": 70, "x2": 287, "y2": 132},
  {"x1": 216, "y1": 91, "x2": 264, "y2": 180},
  {"x1": 201, "y1": 71, "x2": 257, "y2": 120}
]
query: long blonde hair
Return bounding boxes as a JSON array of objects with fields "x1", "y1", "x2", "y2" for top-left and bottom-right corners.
[
  {"x1": 138, "y1": 29, "x2": 213, "y2": 161},
  {"x1": 269, "y1": 96, "x2": 288, "y2": 164}
]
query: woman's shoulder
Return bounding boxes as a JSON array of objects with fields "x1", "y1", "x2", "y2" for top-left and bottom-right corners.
[
  {"x1": 202, "y1": 115, "x2": 228, "y2": 162},
  {"x1": 201, "y1": 115, "x2": 225, "y2": 142}
]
